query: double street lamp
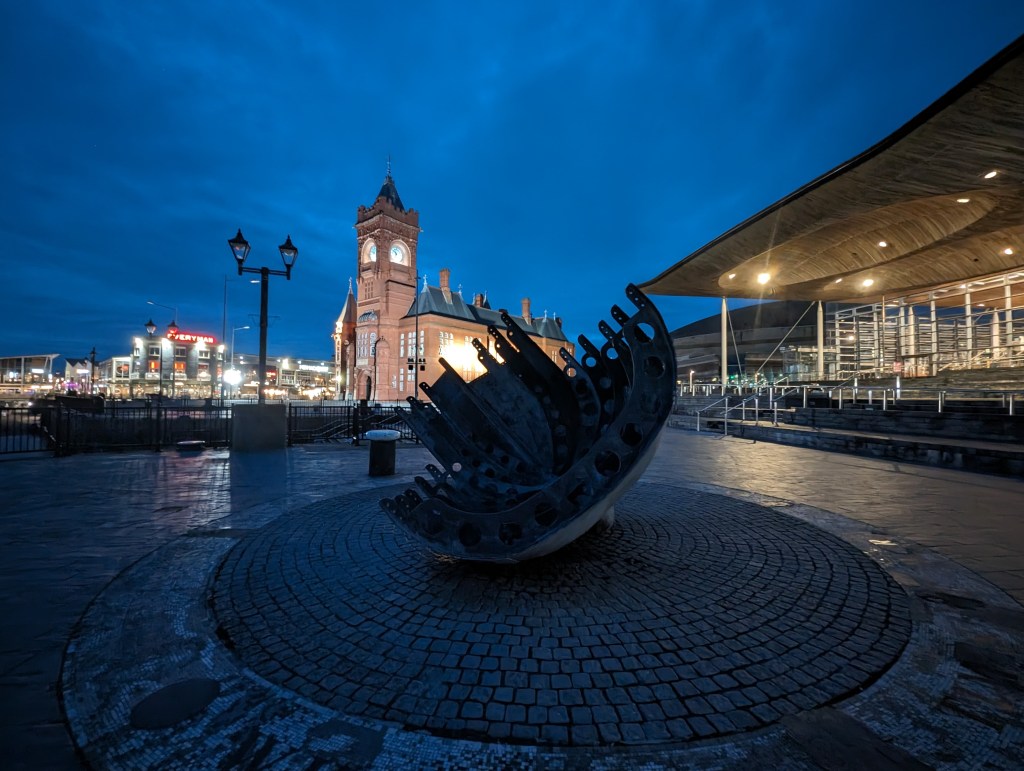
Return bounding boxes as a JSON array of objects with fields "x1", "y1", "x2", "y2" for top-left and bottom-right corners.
[
  {"x1": 147, "y1": 300, "x2": 179, "y2": 397},
  {"x1": 228, "y1": 230, "x2": 298, "y2": 404},
  {"x1": 145, "y1": 317, "x2": 178, "y2": 451},
  {"x1": 145, "y1": 318, "x2": 179, "y2": 398}
]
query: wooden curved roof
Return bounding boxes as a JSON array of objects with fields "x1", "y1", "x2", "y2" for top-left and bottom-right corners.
[{"x1": 640, "y1": 35, "x2": 1024, "y2": 303}]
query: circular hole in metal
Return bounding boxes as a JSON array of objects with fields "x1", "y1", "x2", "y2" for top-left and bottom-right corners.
[
  {"x1": 458, "y1": 523, "x2": 481, "y2": 547},
  {"x1": 635, "y1": 322, "x2": 655, "y2": 343},
  {"x1": 599, "y1": 377, "x2": 612, "y2": 390},
  {"x1": 535, "y1": 503, "x2": 556, "y2": 527},
  {"x1": 606, "y1": 347, "x2": 619, "y2": 360},
  {"x1": 594, "y1": 450, "x2": 621, "y2": 477},
  {"x1": 567, "y1": 481, "x2": 590, "y2": 507},
  {"x1": 565, "y1": 367, "x2": 577, "y2": 378},
  {"x1": 583, "y1": 355, "x2": 598, "y2": 368},
  {"x1": 644, "y1": 356, "x2": 665, "y2": 377},
  {"x1": 451, "y1": 462, "x2": 462, "y2": 473},
  {"x1": 603, "y1": 400, "x2": 616, "y2": 415},
  {"x1": 620, "y1": 422, "x2": 643, "y2": 447},
  {"x1": 498, "y1": 522, "x2": 523, "y2": 545}
]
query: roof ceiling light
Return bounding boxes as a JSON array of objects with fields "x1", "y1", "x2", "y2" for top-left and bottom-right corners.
[
  {"x1": 984, "y1": 170, "x2": 998, "y2": 179},
  {"x1": 878, "y1": 240, "x2": 888, "y2": 247},
  {"x1": 756, "y1": 272, "x2": 771, "y2": 285},
  {"x1": 834, "y1": 277, "x2": 843, "y2": 283},
  {"x1": 861, "y1": 278, "x2": 875, "y2": 287},
  {"x1": 1004, "y1": 247, "x2": 1014, "y2": 255},
  {"x1": 957, "y1": 197, "x2": 971, "y2": 203},
  {"x1": 727, "y1": 273, "x2": 736, "y2": 279}
]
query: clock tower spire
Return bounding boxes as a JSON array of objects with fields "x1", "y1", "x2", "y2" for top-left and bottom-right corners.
[{"x1": 352, "y1": 168, "x2": 420, "y2": 401}]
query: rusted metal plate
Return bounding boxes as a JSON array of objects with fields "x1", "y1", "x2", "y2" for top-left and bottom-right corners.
[{"x1": 380, "y1": 284, "x2": 676, "y2": 561}]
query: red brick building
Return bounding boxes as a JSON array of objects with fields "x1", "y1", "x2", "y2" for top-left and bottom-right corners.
[{"x1": 333, "y1": 174, "x2": 572, "y2": 402}]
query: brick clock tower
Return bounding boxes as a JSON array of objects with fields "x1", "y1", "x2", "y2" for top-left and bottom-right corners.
[{"x1": 352, "y1": 172, "x2": 420, "y2": 402}]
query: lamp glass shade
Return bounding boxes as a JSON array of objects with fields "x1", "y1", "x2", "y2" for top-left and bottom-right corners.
[
  {"x1": 167, "y1": 321, "x2": 179, "y2": 337},
  {"x1": 145, "y1": 319, "x2": 157, "y2": 336},
  {"x1": 228, "y1": 229, "x2": 251, "y2": 266},
  {"x1": 279, "y1": 235, "x2": 298, "y2": 269}
]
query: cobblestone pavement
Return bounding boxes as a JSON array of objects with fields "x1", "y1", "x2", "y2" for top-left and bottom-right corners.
[
  {"x1": 211, "y1": 484, "x2": 910, "y2": 746},
  {"x1": 2, "y1": 430, "x2": 1023, "y2": 768}
]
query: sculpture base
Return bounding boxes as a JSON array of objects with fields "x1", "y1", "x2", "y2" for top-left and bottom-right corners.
[{"x1": 213, "y1": 482, "x2": 911, "y2": 747}]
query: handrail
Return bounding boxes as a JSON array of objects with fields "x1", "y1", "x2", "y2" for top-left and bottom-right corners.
[{"x1": 694, "y1": 382, "x2": 1023, "y2": 433}]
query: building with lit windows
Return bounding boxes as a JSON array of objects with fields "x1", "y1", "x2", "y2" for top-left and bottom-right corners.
[
  {"x1": 0, "y1": 354, "x2": 60, "y2": 393},
  {"x1": 642, "y1": 36, "x2": 1024, "y2": 387},
  {"x1": 125, "y1": 327, "x2": 224, "y2": 398},
  {"x1": 333, "y1": 173, "x2": 572, "y2": 402}
]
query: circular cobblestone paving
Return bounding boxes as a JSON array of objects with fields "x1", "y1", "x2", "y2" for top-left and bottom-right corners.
[{"x1": 211, "y1": 482, "x2": 911, "y2": 747}]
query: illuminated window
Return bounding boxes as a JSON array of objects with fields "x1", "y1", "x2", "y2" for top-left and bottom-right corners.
[
  {"x1": 148, "y1": 346, "x2": 159, "y2": 357},
  {"x1": 198, "y1": 350, "x2": 210, "y2": 359},
  {"x1": 174, "y1": 346, "x2": 186, "y2": 357}
]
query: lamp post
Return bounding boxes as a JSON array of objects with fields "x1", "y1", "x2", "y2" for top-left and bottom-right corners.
[
  {"x1": 227, "y1": 325, "x2": 250, "y2": 398},
  {"x1": 147, "y1": 301, "x2": 179, "y2": 398},
  {"x1": 89, "y1": 347, "x2": 98, "y2": 395},
  {"x1": 689, "y1": 369, "x2": 695, "y2": 394},
  {"x1": 145, "y1": 318, "x2": 179, "y2": 398},
  {"x1": 412, "y1": 273, "x2": 427, "y2": 401},
  {"x1": 228, "y1": 229, "x2": 298, "y2": 405},
  {"x1": 144, "y1": 319, "x2": 169, "y2": 450},
  {"x1": 220, "y1": 275, "x2": 259, "y2": 399}
]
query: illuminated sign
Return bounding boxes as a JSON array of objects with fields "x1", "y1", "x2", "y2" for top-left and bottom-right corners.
[
  {"x1": 166, "y1": 330, "x2": 217, "y2": 345},
  {"x1": 298, "y1": 364, "x2": 329, "y2": 373}
]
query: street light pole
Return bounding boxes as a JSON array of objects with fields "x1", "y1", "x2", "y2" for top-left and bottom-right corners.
[
  {"x1": 89, "y1": 347, "x2": 97, "y2": 395},
  {"x1": 147, "y1": 301, "x2": 179, "y2": 398},
  {"x1": 413, "y1": 273, "x2": 426, "y2": 402},
  {"x1": 228, "y1": 230, "x2": 298, "y2": 405},
  {"x1": 229, "y1": 325, "x2": 249, "y2": 397}
]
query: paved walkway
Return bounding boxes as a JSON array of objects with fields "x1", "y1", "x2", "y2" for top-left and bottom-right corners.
[{"x1": 0, "y1": 430, "x2": 1022, "y2": 768}]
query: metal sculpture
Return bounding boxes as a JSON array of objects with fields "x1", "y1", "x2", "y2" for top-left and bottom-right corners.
[{"x1": 380, "y1": 284, "x2": 675, "y2": 562}]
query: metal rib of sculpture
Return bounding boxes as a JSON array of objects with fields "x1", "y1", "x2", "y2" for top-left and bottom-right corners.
[{"x1": 380, "y1": 284, "x2": 675, "y2": 562}]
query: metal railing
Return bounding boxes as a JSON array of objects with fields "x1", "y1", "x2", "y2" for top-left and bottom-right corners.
[
  {"x1": 287, "y1": 404, "x2": 417, "y2": 445},
  {"x1": 0, "y1": 406, "x2": 51, "y2": 454},
  {"x1": 690, "y1": 380, "x2": 1023, "y2": 437},
  {"x1": 48, "y1": 404, "x2": 232, "y2": 455}
]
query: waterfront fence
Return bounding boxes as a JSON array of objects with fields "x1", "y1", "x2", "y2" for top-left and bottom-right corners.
[{"x1": 0, "y1": 400, "x2": 417, "y2": 456}]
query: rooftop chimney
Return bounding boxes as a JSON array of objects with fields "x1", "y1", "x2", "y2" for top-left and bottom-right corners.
[
  {"x1": 522, "y1": 297, "x2": 532, "y2": 325},
  {"x1": 439, "y1": 268, "x2": 450, "y2": 291},
  {"x1": 473, "y1": 293, "x2": 484, "y2": 307}
]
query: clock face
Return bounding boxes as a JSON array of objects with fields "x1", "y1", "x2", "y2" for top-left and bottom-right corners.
[
  {"x1": 362, "y1": 240, "x2": 377, "y2": 263},
  {"x1": 390, "y1": 243, "x2": 407, "y2": 264}
]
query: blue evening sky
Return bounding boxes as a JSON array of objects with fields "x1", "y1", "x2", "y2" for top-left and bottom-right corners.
[{"x1": 2, "y1": 2, "x2": 1022, "y2": 362}]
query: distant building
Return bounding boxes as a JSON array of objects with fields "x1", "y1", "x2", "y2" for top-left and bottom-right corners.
[
  {"x1": 0, "y1": 354, "x2": 60, "y2": 392},
  {"x1": 333, "y1": 173, "x2": 573, "y2": 402}
]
